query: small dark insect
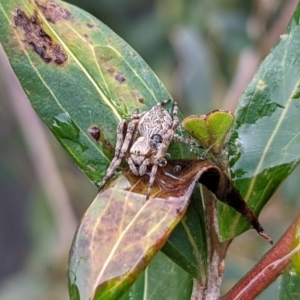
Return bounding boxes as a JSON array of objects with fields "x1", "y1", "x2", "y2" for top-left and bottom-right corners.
[{"x1": 98, "y1": 100, "x2": 201, "y2": 199}]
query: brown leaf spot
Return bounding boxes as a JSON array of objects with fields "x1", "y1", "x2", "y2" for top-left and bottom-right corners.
[
  {"x1": 102, "y1": 61, "x2": 115, "y2": 76},
  {"x1": 86, "y1": 23, "x2": 94, "y2": 28},
  {"x1": 88, "y1": 125, "x2": 101, "y2": 142},
  {"x1": 14, "y1": 9, "x2": 67, "y2": 64},
  {"x1": 138, "y1": 97, "x2": 145, "y2": 104},
  {"x1": 35, "y1": 0, "x2": 72, "y2": 23},
  {"x1": 114, "y1": 73, "x2": 126, "y2": 84},
  {"x1": 103, "y1": 61, "x2": 126, "y2": 84},
  {"x1": 88, "y1": 124, "x2": 114, "y2": 151}
]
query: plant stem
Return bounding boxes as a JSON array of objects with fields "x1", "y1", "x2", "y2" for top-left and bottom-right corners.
[
  {"x1": 191, "y1": 187, "x2": 231, "y2": 300},
  {"x1": 222, "y1": 215, "x2": 300, "y2": 300},
  {"x1": 191, "y1": 279, "x2": 205, "y2": 300}
]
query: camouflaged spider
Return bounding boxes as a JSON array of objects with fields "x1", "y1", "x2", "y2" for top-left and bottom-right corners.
[{"x1": 98, "y1": 99, "x2": 201, "y2": 199}]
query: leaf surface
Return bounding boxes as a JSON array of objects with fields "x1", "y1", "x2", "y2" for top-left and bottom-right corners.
[
  {"x1": 0, "y1": 0, "x2": 205, "y2": 292},
  {"x1": 0, "y1": 0, "x2": 191, "y2": 188},
  {"x1": 182, "y1": 110, "x2": 234, "y2": 155},
  {"x1": 279, "y1": 271, "x2": 300, "y2": 300},
  {"x1": 120, "y1": 252, "x2": 193, "y2": 300},
  {"x1": 222, "y1": 3, "x2": 300, "y2": 240},
  {"x1": 68, "y1": 159, "x2": 213, "y2": 299},
  {"x1": 4, "y1": 0, "x2": 300, "y2": 293},
  {"x1": 279, "y1": 218, "x2": 300, "y2": 299}
]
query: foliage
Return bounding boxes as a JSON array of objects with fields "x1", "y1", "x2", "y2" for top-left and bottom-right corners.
[{"x1": 1, "y1": 0, "x2": 300, "y2": 299}]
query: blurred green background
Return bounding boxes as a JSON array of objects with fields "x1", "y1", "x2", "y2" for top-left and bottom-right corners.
[{"x1": 0, "y1": 0, "x2": 299, "y2": 299}]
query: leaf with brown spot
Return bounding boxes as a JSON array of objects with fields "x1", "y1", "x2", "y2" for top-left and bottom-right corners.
[
  {"x1": 3, "y1": 0, "x2": 297, "y2": 297},
  {"x1": 69, "y1": 159, "x2": 209, "y2": 300},
  {"x1": 0, "y1": 1, "x2": 202, "y2": 297},
  {"x1": 68, "y1": 158, "x2": 272, "y2": 299},
  {"x1": 0, "y1": 0, "x2": 195, "y2": 188},
  {"x1": 35, "y1": 0, "x2": 72, "y2": 23},
  {"x1": 13, "y1": 8, "x2": 67, "y2": 64},
  {"x1": 88, "y1": 125, "x2": 101, "y2": 142}
]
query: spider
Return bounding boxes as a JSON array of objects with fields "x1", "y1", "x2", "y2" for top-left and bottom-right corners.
[{"x1": 98, "y1": 99, "x2": 201, "y2": 200}]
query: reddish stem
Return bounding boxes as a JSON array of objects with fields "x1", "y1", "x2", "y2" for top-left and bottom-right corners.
[{"x1": 222, "y1": 215, "x2": 300, "y2": 300}]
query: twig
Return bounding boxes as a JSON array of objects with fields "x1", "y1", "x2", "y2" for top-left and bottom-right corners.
[
  {"x1": 191, "y1": 187, "x2": 231, "y2": 300},
  {"x1": 222, "y1": 215, "x2": 300, "y2": 300}
]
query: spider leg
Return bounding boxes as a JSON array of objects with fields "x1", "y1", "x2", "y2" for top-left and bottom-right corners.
[
  {"x1": 118, "y1": 116, "x2": 140, "y2": 160},
  {"x1": 157, "y1": 99, "x2": 171, "y2": 107},
  {"x1": 173, "y1": 134, "x2": 203, "y2": 148},
  {"x1": 98, "y1": 120, "x2": 127, "y2": 192},
  {"x1": 137, "y1": 158, "x2": 151, "y2": 176},
  {"x1": 171, "y1": 101, "x2": 180, "y2": 130},
  {"x1": 130, "y1": 109, "x2": 143, "y2": 147},
  {"x1": 114, "y1": 120, "x2": 127, "y2": 157},
  {"x1": 98, "y1": 113, "x2": 140, "y2": 192},
  {"x1": 127, "y1": 157, "x2": 139, "y2": 176},
  {"x1": 132, "y1": 111, "x2": 146, "y2": 119},
  {"x1": 146, "y1": 129, "x2": 174, "y2": 200},
  {"x1": 146, "y1": 164, "x2": 158, "y2": 200}
]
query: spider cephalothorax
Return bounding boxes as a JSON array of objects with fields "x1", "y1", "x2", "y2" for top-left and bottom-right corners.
[{"x1": 98, "y1": 99, "x2": 200, "y2": 199}]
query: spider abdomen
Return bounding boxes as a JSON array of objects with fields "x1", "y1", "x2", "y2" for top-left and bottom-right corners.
[{"x1": 138, "y1": 106, "x2": 173, "y2": 139}]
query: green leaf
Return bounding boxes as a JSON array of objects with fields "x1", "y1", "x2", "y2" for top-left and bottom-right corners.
[
  {"x1": 120, "y1": 252, "x2": 193, "y2": 300},
  {"x1": 182, "y1": 110, "x2": 234, "y2": 155},
  {"x1": 278, "y1": 220, "x2": 300, "y2": 299},
  {"x1": 1, "y1": 0, "x2": 210, "y2": 281},
  {"x1": 0, "y1": 0, "x2": 191, "y2": 188},
  {"x1": 69, "y1": 155, "x2": 245, "y2": 298},
  {"x1": 0, "y1": 0, "x2": 204, "y2": 291},
  {"x1": 291, "y1": 220, "x2": 300, "y2": 276},
  {"x1": 279, "y1": 271, "x2": 300, "y2": 300},
  {"x1": 220, "y1": 3, "x2": 300, "y2": 240},
  {"x1": 163, "y1": 185, "x2": 208, "y2": 279}
]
